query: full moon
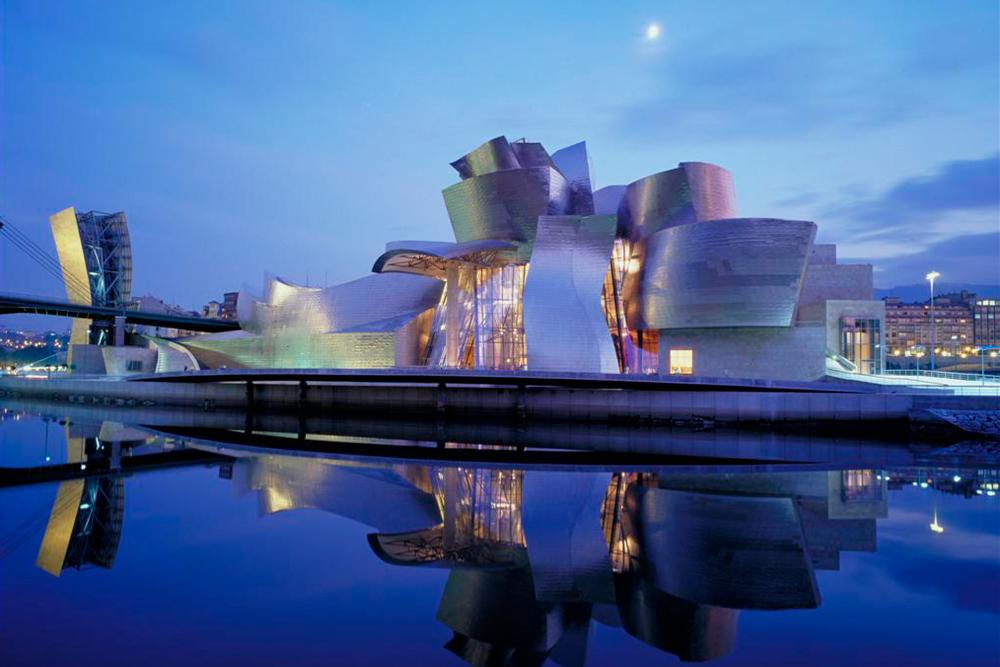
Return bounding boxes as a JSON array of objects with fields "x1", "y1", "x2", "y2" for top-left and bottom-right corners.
[{"x1": 646, "y1": 23, "x2": 661, "y2": 40}]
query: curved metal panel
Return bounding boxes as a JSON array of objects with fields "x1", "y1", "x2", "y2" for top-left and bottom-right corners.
[
  {"x1": 551, "y1": 141, "x2": 595, "y2": 215},
  {"x1": 323, "y1": 273, "x2": 442, "y2": 332},
  {"x1": 242, "y1": 273, "x2": 441, "y2": 334},
  {"x1": 443, "y1": 167, "x2": 571, "y2": 252},
  {"x1": 511, "y1": 141, "x2": 555, "y2": 170},
  {"x1": 642, "y1": 218, "x2": 816, "y2": 329},
  {"x1": 522, "y1": 215, "x2": 619, "y2": 373},
  {"x1": 618, "y1": 163, "x2": 736, "y2": 241},
  {"x1": 196, "y1": 273, "x2": 442, "y2": 368},
  {"x1": 450, "y1": 136, "x2": 520, "y2": 179},
  {"x1": 593, "y1": 185, "x2": 625, "y2": 216},
  {"x1": 680, "y1": 162, "x2": 737, "y2": 223},
  {"x1": 49, "y1": 207, "x2": 92, "y2": 306}
]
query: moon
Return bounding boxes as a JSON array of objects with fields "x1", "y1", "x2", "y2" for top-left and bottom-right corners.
[{"x1": 645, "y1": 23, "x2": 661, "y2": 40}]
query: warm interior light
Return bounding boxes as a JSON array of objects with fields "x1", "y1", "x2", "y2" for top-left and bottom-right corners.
[{"x1": 669, "y1": 349, "x2": 693, "y2": 375}]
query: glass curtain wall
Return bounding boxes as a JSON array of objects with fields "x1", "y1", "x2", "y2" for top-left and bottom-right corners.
[
  {"x1": 840, "y1": 317, "x2": 882, "y2": 375},
  {"x1": 424, "y1": 266, "x2": 477, "y2": 367},
  {"x1": 601, "y1": 239, "x2": 659, "y2": 374},
  {"x1": 475, "y1": 264, "x2": 527, "y2": 370},
  {"x1": 426, "y1": 263, "x2": 528, "y2": 371}
]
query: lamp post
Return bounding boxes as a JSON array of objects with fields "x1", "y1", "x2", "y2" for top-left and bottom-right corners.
[
  {"x1": 926, "y1": 271, "x2": 940, "y2": 371},
  {"x1": 981, "y1": 346, "x2": 1000, "y2": 381}
]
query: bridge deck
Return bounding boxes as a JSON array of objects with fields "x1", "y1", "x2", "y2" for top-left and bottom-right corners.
[{"x1": 0, "y1": 292, "x2": 239, "y2": 333}]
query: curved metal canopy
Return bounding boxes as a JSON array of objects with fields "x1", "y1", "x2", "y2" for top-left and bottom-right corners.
[{"x1": 372, "y1": 239, "x2": 520, "y2": 278}]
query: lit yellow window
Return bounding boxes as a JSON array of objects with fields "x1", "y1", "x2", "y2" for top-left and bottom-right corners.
[{"x1": 669, "y1": 349, "x2": 693, "y2": 375}]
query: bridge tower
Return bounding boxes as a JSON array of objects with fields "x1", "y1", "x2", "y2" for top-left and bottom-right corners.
[{"x1": 49, "y1": 208, "x2": 132, "y2": 366}]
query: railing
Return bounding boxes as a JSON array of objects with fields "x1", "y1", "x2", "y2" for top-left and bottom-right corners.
[
  {"x1": 825, "y1": 368, "x2": 1000, "y2": 396},
  {"x1": 882, "y1": 369, "x2": 1000, "y2": 384}
]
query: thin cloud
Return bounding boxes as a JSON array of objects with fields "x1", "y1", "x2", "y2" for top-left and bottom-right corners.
[
  {"x1": 821, "y1": 153, "x2": 1000, "y2": 267},
  {"x1": 616, "y1": 20, "x2": 998, "y2": 145}
]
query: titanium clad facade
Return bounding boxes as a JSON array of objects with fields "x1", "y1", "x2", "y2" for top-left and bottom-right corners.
[
  {"x1": 240, "y1": 273, "x2": 442, "y2": 335},
  {"x1": 182, "y1": 273, "x2": 441, "y2": 369},
  {"x1": 523, "y1": 215, "x2": 619, "y2": 373},
  {"x1": 593, "y1": 185, "x2": 626, "y2": 216},
  {"x1": 681, "y1": 162, "x2": 739, "y2": 224},
  {"x1": 617, "y1": 163, "x2": 736, "y2": 241},
  {"x1": 511, "y1": 141, "x2": 556, "y2": 170},
  {"x1": 550, "y1": 141, "x2": 595, "y2": 215},
  {"x1": 450, "y1": 136, "x2": 522, "y2": 179},
  {"x1": 642, "y1": 218, "x2": 816, "y2": 329},
  {"x1": 181, "y1": 315, "x2": 434, "y2": 369},
  {"x1": 442, "y1": 167, "x2": 571, "y2": 251}
]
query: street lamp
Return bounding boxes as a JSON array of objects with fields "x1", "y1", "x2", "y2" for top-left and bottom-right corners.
[
  {"x1": 980, "y1": 345, "x2": 1000, "y2": 381},
  {"x1": 926, "y1": 271, "x2": 940, "y2": 371}
]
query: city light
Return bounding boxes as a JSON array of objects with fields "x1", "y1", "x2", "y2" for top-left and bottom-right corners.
[{"x1": 929, "y1": 508, "x2": 944, "y2": 533}]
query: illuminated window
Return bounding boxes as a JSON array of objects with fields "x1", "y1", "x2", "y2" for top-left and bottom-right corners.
[
  {"x1": 841, "y1": 317, "x2": 882, "y2": 374},
  {"x1": 668, "y1": 349, "x2": 693, "y2": 375}
]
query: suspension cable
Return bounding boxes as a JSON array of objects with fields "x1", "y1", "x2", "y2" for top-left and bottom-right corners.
[
  {"x1": 0, "y1": 215, "x2": 95, "y2": 301},
  {"x1": 0, "y1": 222, "x2": 93, "y2": 297}
]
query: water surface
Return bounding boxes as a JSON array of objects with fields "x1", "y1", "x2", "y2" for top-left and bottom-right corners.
[{"x1": 0, "y1": 409, "x2": 998, "y2": 666}]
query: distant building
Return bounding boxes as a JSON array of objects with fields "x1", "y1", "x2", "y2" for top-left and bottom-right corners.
[
  {"x1": 884, "y1": 291, "x2": 975, "y2": 359},
  {"x1": 203, "y1": 292, "x2": 239, "y2": 321},
  {"x1": 974, "y1": 299, "x2": 999, "y2": 347},
  {"x1": 221, "y1": 292, "x2": 239, "y2": 320},
  {"x1": 202, "y1": 300, "x2": 223, "y2": 319},
  {"x1": 129, "y1": 295, "x2": 202, "y2": 339}
]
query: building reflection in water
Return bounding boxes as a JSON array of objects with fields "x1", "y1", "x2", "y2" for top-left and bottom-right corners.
[
  {"x1": 35, "y1": 424, "x2": 128, "y2": 577},
  {"x1": 33, "y1": 438, "x2": 982, "y2": 665},
  {"x1": 217, "y1": 451, "x2": 892, "y2": 665}
]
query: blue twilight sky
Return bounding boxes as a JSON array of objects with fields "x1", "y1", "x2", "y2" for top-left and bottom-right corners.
[{"x1": 1, "y1": 0, "x2": 998, "y2": 315}]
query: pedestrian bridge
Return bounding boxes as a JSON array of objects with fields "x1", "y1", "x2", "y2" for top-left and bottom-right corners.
[{"x1": 0, "y1": 292, "x2": 239, "y2": 333}]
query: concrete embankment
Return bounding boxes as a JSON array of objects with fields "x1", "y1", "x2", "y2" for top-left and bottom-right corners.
[{"x1": 0, "y1": 371, "x2": 997, "y2": 439}]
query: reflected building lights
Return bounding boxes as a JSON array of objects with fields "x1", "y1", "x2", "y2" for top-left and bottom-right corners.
[{"x1": 21, "y1": 425, "x2": 998, "y2": 664}]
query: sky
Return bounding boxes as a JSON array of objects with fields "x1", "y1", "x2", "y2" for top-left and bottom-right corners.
[{"x1": 1, "y1": 0, "x2": 998, "y2": 320}]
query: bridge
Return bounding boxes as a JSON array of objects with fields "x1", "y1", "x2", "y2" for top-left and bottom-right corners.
[{"x1": 0, "y1": 293, "x2": 240, "y2": 333}]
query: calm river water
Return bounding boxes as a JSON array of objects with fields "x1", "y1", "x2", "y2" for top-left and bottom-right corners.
[{"x1": 0, "y1": 408, "x2": 998, "y2": 666}]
